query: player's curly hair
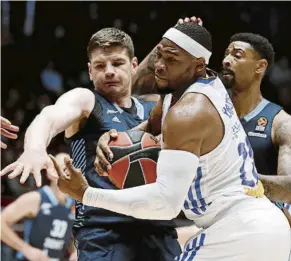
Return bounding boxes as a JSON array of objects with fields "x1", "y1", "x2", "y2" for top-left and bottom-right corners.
[
  {"x1": 230, "y1": 33, "x2": 275, "y2": 68},
  {"x1": 87, "y1": 28, "x2": 134, "y2": 60},
  {"x1": 174, "y1": 22, "x2": 212, "y2": 52}
]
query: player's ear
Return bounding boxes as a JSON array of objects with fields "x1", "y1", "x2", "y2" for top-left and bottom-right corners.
[
  {"x1": 131, "y1": 57, "x2": 138, "y2": 75},
  {"x1": 195, "y1": 57, "x2": 206, "y2": 77},
  {"x1": 88, "y1": 62, "x2": 93, "y2": 81},
  {"x1": 255, "y1": 59, "x2": 268, "y2": 74}
]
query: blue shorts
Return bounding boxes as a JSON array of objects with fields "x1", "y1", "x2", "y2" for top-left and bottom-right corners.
[{"x1": 74, "y1": 225, "x2": 181, "y2": 261}]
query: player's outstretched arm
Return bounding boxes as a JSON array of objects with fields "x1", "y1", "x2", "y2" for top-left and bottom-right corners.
[
  {"x1": 260, "y1": 110, "x2": 291, "y2": 203},
  {"x1": 54, "y1": 93, "x2": 214, "y2": 220},
  {"x1": 94, "y1": 96, "x2": 164, "y2": 175},
  {"x1": 1, "y1": 192, "x2": 49, "y2": 261},
  {"x1": 0, "y1": 88, "x2": 95, "y2": 187}
]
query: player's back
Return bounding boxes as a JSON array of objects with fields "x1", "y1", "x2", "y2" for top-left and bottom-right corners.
[
  {"x1": 163, "y1": 71, "x2": 263, "y2": 228},
  {"x1": 65, "y1": 90, "x2": 175, "y2": 231},
  {"x1": 240, "y1": 99, "x2": 281, "y2": 175},
  {"x1": 16, "y1": 186, "x2": 74, "y2": 261}
]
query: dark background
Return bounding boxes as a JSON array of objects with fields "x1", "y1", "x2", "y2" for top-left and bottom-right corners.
[{"x1": 1, "y1": 1, "x2": 291, "y2": 196}]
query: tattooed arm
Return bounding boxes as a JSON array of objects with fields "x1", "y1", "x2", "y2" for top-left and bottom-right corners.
[
  {"x1": 258, "y1": 110, "x2": 291, "y2": 203},
  {"x1": 132, "y1": 46, "x2": 158, "y2": 96}
]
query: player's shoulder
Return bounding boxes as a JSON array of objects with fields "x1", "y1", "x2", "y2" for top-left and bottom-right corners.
[
  {"x1": 273, "y1": 109, "x2": 291, "y2": 145},
  {"x1": 165, "y1": 92, "x2": 216, "y2": 132},
  {"x1": 12, "y1": 191, "x2": 41, "y2": 216}
]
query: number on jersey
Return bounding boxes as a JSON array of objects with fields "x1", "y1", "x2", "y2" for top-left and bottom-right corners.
[
  {"x1": 237, "y1": 137, "x2": 258, "y2": 187},
  {"x1": 50, "y1": 219, "x2": 68, "y2": 238}
]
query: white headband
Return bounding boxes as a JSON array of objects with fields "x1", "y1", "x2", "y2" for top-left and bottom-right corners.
[{"x1": 163, "y1": 27, "x2": 212, "y2": 64}]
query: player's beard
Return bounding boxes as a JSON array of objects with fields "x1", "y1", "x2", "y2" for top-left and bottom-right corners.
[
  {"x1": 154, "y1": 82, "x2": 175, "y2": 95},
  {"x1": 219, "y1": 69, "x2": 235, "y2": 89}
]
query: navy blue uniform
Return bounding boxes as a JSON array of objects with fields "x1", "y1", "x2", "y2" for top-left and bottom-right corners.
[
  {"x1": 240, "y1": 98, "x2": 284, "y2": 208},
  {"x1": 16, "y1": 186, "x2": 74, "y2": 261},
  {"x1": 240, "y1": 98, "x2": 282, "y2": 176},
  {"x1": 65, "y1": 91, "x2": 181, "y2": 261}
]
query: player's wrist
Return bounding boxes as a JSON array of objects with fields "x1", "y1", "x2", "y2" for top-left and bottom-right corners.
[{"x1": 82, "y1": 186, "x2": 100, "y2": 207}]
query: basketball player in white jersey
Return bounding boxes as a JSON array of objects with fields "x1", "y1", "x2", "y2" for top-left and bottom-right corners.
[{"x1": 47, "y1": 22, "x2": 290, "y2": 260}]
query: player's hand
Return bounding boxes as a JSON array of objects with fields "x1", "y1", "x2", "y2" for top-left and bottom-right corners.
[
  {"x1": 1, "y1": 116, "x2": 19, "y2": 149},
  {"x1": 50, "y1": 155, "x2": 89, "y2": 202},
  {"x1": 0, "y1": 150, "x2": 58, "y2": 187},
  {"x1": 22, "y1": 246, "x2": 49, "y2": 261},
  {"x1": 95, "y1": 129, "x2": 118, "y2": 176},
  {"x1": 176, "y1": 16, "x2": 203, "y2": 26}
]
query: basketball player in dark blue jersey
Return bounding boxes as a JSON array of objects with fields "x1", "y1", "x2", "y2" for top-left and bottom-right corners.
[
  {"x1": 1, "y1": 153, "x2": 76, "y2": 261},
  {"x1": 220, "y1": 32, "x2": 291, "y2": 207},
  {"x1": 1, "y1": 27, "x2": 181, "y2": 261}
]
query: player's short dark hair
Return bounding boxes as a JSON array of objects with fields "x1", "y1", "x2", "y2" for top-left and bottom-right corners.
[
  {"x1": 230, "y1": 33, "x2": 275, "y2": 68},
  {"x1": 174, "y1": 22, "x2": 212, "y2": 52},
  {"x1": 87, "y1": 28, "x2": 134, "y2": 60}
]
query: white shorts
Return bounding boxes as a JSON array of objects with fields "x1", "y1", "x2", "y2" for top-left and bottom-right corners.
[{"x1": 176, "y1": 196, "x2": 291, "y2": 261}]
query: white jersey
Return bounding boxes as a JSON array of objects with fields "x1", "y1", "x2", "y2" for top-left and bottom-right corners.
[{"x1": 162, "y1": 74, "x2": 259, "y2": 228}]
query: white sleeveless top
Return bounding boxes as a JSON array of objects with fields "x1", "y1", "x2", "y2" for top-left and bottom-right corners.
[{"x1": 162, "y1": 74, "x2": 259, "y2": 227}]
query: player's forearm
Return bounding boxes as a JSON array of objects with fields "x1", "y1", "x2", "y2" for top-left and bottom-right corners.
[
  {"x1": 83, "y1": 150, "x2": 198, "y2": 220},
  {"x1": 132, "y1": 46, "x2": 158, "y2": 96},
  {"x1": 24, "y1": 108, "x2": 55, "y2": 151},
  {"x1": 24, "y1": 105, "x2": 81, "y2": 151},
  {"x1": 1, "y1": 220, "x2": 29, "y2": 252},
  {"x1": 258, "y1": 174, "x2": 291, "y2": 204}
]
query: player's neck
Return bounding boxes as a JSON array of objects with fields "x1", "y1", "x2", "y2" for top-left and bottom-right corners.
[
  {"x1": 231, "y1": 83, "x2": 263, "y2": 119},
  {"x1": 109, "y1": 93, "x2": 132, "y2": 108}
]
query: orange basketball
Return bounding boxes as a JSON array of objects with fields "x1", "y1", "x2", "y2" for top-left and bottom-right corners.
[{"x1": 107, "y1": 130, "x2": 161, "y2": 189}]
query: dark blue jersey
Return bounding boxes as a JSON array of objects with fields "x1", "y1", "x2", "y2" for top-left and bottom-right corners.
[
  {"x1": 65, "y1": 91, "x2": 175, "y2": 231},
  {"x1": 240, "y1": 98, "x2": 282, "y2": 176},
  {"x1": 16, "y1": 186, "x2": 74, "y2": 261}
]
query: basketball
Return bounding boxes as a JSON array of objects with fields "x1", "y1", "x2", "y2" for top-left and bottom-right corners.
[{"x1": 107, "y1": 130, "x2": 161, "y2": 189}]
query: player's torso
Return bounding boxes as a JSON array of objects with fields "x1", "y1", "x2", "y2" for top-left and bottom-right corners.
[
  {"x1": 16, "y1": 186, "x2": 74, "y2": 261},
  {"x1": 162, "y1": 73, "x2": 261, "y2": 228},
  {"x1": 65, "y1": 91, "x2": 175, "y2": 229},
  {"x1": 240, "y1": 99, "x2": 281, "y2": 175}
]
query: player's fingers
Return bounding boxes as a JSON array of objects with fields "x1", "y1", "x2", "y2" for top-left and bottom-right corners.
[
  {"x1": 96, "y1": 146, "x2": 111, "y2": 171},
  {"x1": 45, "y1": 157, "x2": 59, "y2": 180},
  {"x1": 64, "y1": 156, "x2": 82, "y2": 177},
  {"x1": 47, "y1": 155, "x2": 64, "y2": 178},
  {"x1": 4, "y1": 124, "x2": 19, "y2": 132},
  {"x1": 0, "y1": 116, "x2": 11, "y2": 126},
  {"x1": 109, "y1": 129, "x2": 118, "y2": 138},
  {"x1": 34, "y1": 171, "x2": 43, "y2": 188},
  {"x1": 1, "y1": 141, "x2": 7, "y2": 149},
  {"x1": 94, "y1": 157, "x2": 108, "y2": 176},
  {"x1": 20, "y1": 166, "x2": 32, "y2": 184},
  {"x1": 0, "y1": 162, "x2": 18, "y2": 176},
  {"x1": 177, "y1": 18, "x2": 184, "y2": 24},
  {"x1": 197, "y1": 17, "x2": 203, "y2": 26},
  {"x1": 184, "y1": 17, "x2": 190, "y2": 22},
  {"x1": 8, "y1": 164, "x2": 24, "y2": 179},
  {"x1": 0, "y1": 128, "x2": 18, "y2": 139},
  {"x1": 190, "y1": 16, "x2": 197, "y2": 23}
]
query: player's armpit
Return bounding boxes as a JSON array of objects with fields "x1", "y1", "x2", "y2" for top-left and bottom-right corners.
[{"x1": 273, "y1": 110, "x2": 291, "y2": 177}]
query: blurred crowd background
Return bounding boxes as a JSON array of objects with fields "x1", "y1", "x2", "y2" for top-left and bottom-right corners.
[{"x1": 1, "y1": 1, "x2": 291, "y2": 198}]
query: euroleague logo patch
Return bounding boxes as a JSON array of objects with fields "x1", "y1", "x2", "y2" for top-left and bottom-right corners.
[{"x1": 255, "y1": 117, "x2": 268, "y2": 132}]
